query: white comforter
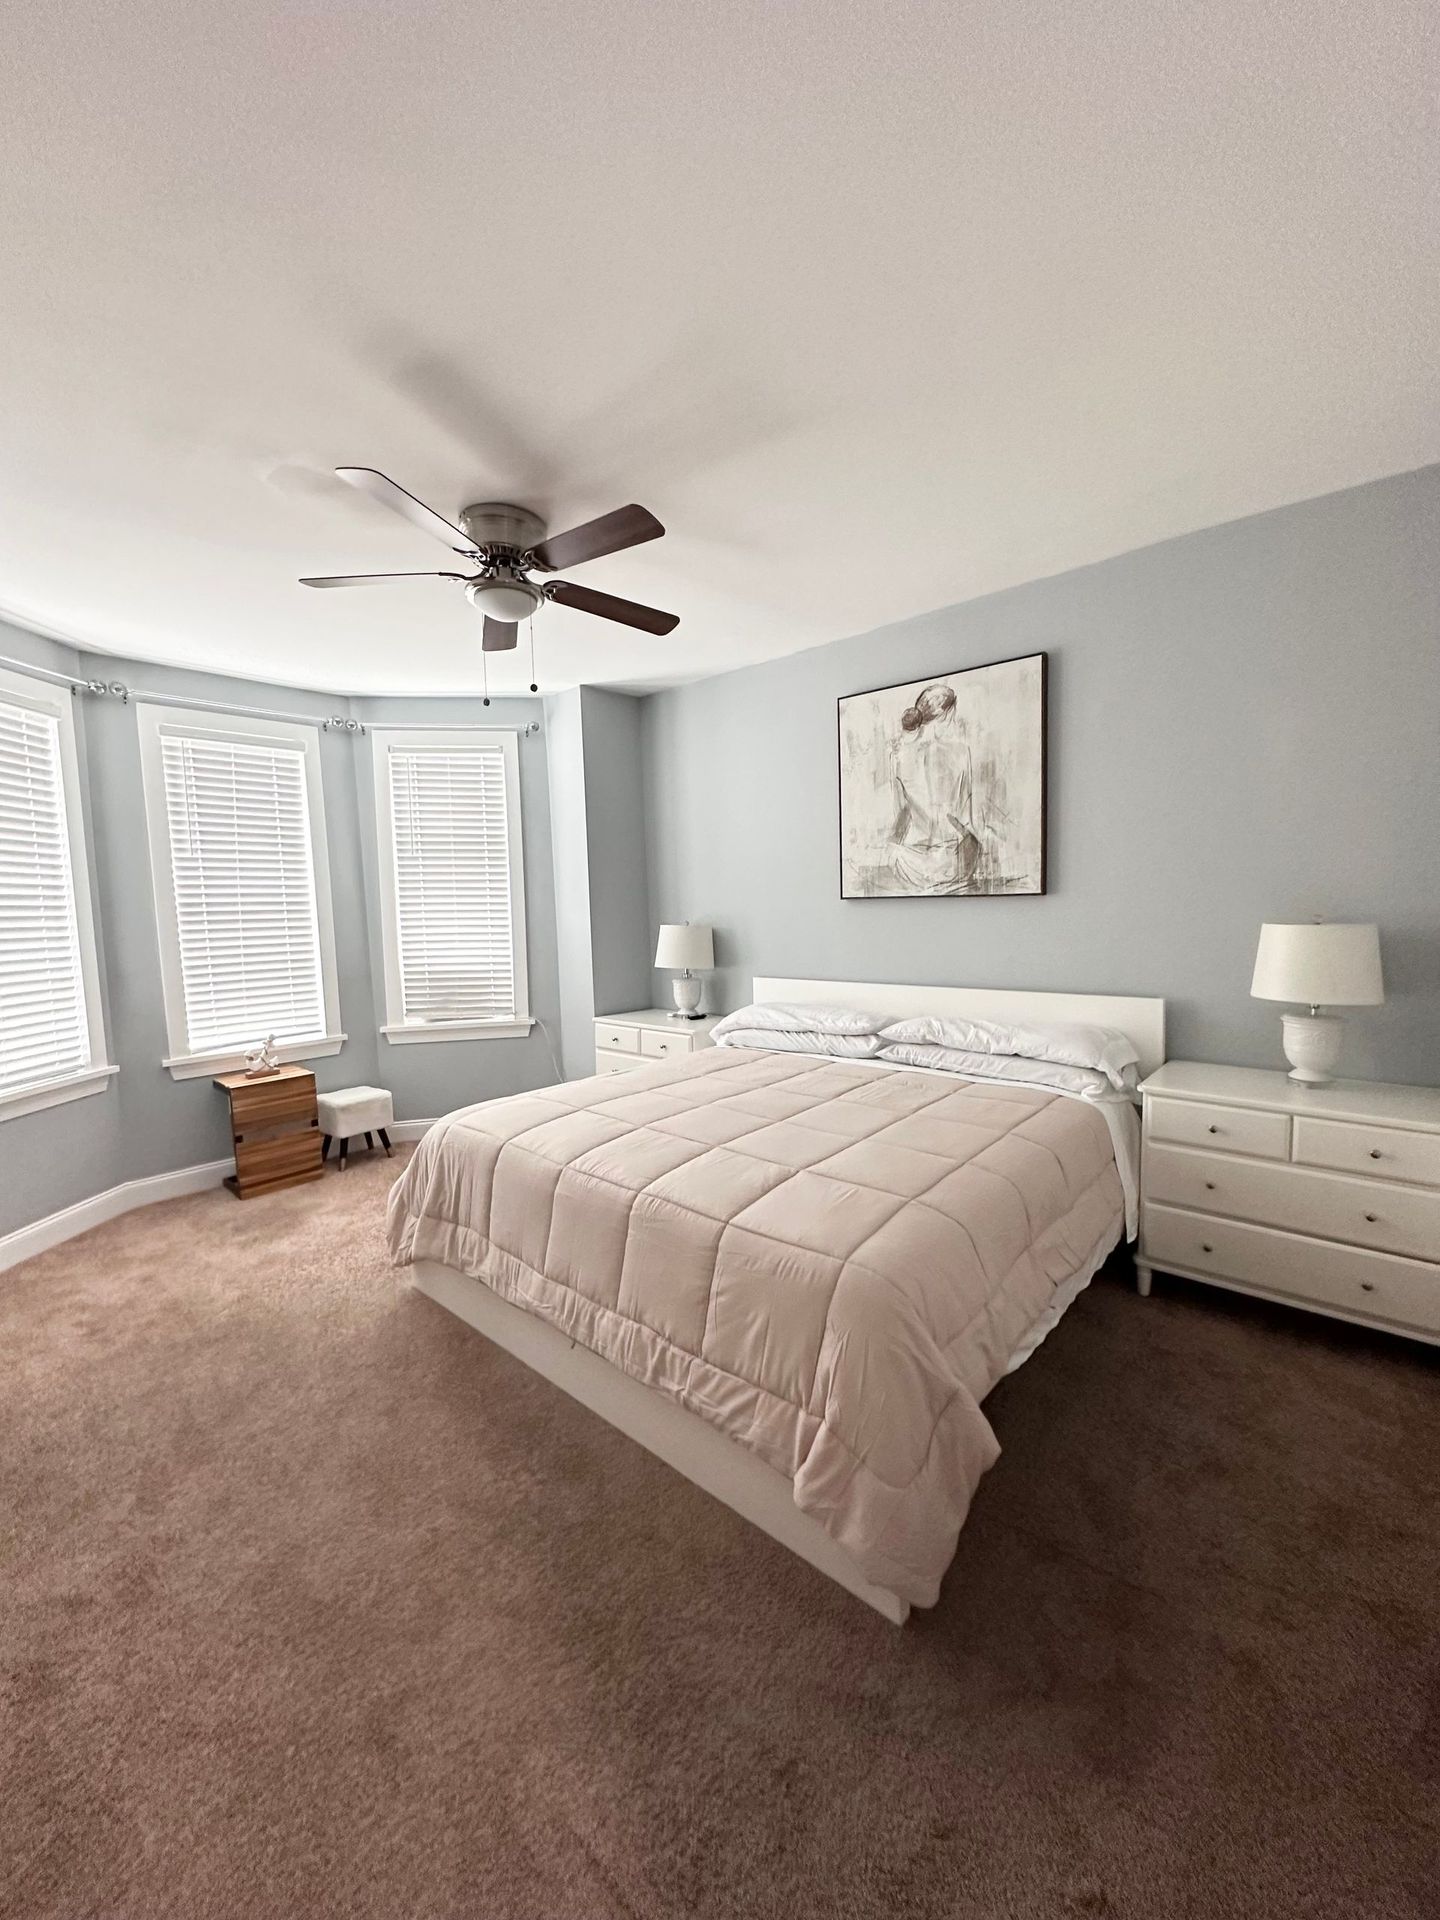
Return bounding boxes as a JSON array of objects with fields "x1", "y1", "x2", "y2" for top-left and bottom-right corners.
[{"x1": 389, "y1": 1049, "x2": 1130, "y2": 1607}]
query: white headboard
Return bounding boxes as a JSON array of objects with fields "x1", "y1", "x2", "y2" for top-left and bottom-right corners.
[{"x1": 752, "y1": 976, "x2": 1167, "y2": 1080}]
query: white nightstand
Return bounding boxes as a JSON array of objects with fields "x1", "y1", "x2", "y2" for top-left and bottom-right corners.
[
  {"x1": 1137, "y1": 1061, "x2": 1440, "y2": 1344},
  {"x1": 592, "y1": 1009, "x2": 721, "y2": 1078}
]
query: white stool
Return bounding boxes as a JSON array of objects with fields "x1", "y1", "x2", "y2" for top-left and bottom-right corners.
[{"x1": 316, "y1": 1086, "x2": 394, "y2": 1170}]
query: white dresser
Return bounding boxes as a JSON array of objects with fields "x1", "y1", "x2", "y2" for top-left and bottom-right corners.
[
  {"x1": 592, "y1": 1008, "x2": 720, "y2": 1078},
  {"x1": 1138, "y1": 1062, "x2": 1440, "y2": 1343}
]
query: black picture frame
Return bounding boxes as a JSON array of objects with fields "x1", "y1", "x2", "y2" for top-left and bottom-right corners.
[{"x1": 837, "y1": 650, "x2": 1048, "y2": 899}]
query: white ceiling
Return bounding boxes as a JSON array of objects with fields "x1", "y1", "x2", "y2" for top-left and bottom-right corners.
[{"x1": 1, "y1": 1, "x2": 1436, "y2": 696}]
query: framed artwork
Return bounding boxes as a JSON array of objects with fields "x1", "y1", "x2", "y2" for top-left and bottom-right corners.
[{"x1": 838, "y1": 651, "x2": 1047, "y2": 898}]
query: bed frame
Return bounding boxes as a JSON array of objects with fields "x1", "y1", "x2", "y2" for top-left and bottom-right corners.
[{"x1": 411, "y1": 976, "x2": 1166, "y2": 1626}]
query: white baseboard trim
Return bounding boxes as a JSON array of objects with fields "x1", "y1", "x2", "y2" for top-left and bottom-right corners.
[
  {"x1": 2, "y1": 1124, "x2": 437, "y2": 1274},
  {"x1": 0, "y1": 1158, "x2": 232, "y2": 1274}
]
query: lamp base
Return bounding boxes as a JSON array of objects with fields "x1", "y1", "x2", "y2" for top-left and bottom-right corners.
[
  {"x1": 1280, "y1": 1011, "x2": 1343, "y2": 1086},
  {"x1": 669, "y1": 973, "x2": 704, "y2": 1020}
]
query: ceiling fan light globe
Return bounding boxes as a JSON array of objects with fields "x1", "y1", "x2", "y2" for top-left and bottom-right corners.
[{"x1": 465, "y1": 579, "x2": 542, "y2": 623}]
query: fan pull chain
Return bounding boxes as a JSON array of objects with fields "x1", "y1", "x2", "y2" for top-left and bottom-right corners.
[
  {"x1": 528, "y1": 617, "x2": 538, "y2": 693},
  {"x1": 482, "y1": 649, "x2": 490, "y2": 708}
]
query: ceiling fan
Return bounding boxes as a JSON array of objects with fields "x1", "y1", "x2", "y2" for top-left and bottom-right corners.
[{"x1": 299, "y1": 468, "x2": 678, "y2": 653}]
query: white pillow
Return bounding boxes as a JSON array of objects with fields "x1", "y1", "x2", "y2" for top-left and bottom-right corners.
[
  {"x1": 711, "y1": 1001, "x2": 885, "y2": 1039},
  {"x1": 877, "y1": 1042, "x2": 1116, "y2": 1099},
  {"x1": 715, "y1": 1028, "x2": 885, "y2": 1058},
  {"x1": 879, "y1": 1014, "x2": 1139, "y2": 1090}
]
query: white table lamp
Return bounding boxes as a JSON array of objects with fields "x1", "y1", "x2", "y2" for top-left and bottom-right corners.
[
  {"x1": 655, "y1": 922, "x2": 714, "y2": 1019},
  {"x1": 1250, "y1": 922, "x2": 1383, "y2": 1085}
]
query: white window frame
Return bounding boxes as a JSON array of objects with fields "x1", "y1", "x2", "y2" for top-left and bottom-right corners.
[
  {"x1": 0, "y1": 665, "x2": 115, "y2": 1122},
  {"x1": 136, "y1": 703, "x2": 344, "y2": 1080},
  {"x1": 371, "y1": 726, "x2": 531, "y2": 1045}
]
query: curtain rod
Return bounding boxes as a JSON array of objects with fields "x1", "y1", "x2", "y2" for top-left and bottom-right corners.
[{"x1": 0, "y1": 650, "x2": 542, "y2": 738}]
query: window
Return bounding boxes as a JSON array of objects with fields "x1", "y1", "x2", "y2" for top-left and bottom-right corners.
[
  {"x1": 0, "y1": 666, "x2": 113, "y2": 1121},
  {"x1": 372, "y1": 728, "x2": 530, "y2": 1043},
  {"x1": 137, "y1": 705, "x2": 343, "y2": 1078}
]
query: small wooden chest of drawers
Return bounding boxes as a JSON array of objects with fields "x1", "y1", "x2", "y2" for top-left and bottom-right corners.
[
  {"x1": 214, "y1": 1065, "x2": 323, "y2": 1198},
  {"x1": 592, "y1": 1009, "x2": 720, "y2": 1078},
  {"x1": 1138, "y1": 1062, "x2": 1440, "y2": 1344}
]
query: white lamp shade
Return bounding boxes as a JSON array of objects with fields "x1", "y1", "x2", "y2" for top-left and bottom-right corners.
[
  {"x1": 654, "y1": 923, "x2": 714, "y2": 971},
  {"x1": 1250, "y1": 923, "x2": 1384, "y2": 1007}
]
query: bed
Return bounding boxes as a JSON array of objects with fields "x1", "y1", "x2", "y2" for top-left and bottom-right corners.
[{"x1": 389, "y1": 976, "x2": 1165, "y2": 1624}]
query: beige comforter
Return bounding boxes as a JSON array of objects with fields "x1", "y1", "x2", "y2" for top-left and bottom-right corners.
[{"x1": 388, "y1": 1049, "x2": 1123, "y2": 1607}]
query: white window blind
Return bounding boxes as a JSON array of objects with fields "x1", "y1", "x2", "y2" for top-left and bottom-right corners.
[
  {"x1": 0, "y1": 696, "x2": 92, "y2": 1099},
  {"x1": 388, "y1": 744, "x2": 518, "y2": 1025},
  {"x1": 159, "y1": 731, "x2": 327, "y2": 1054}
]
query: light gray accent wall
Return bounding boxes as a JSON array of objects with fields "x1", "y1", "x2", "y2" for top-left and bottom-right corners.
[
  {"x1": 350, "y1": 692, "x2": 564, "y2": 1115},
  {"x1": 643, "y1": 466, "x2": 1440, "y2": 1086},
  {"x1": 579, "y1": 688, "x2": 652, "y2": 1017}
]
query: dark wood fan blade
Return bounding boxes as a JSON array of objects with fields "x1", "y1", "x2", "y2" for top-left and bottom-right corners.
[
  {"x1": 482, "y1": 618, "x2": 519, "y2": 652},
  {"x1": 334, "y1": 467, "x2": 475, "y2": 555},
  {"x1": 529, "y1": 504, "x2": 664, "y2": 572},
  {"x1": 546, "y1": 580, "x2": 678, "y2": 635},
  {"x1": 300, "y1": 572, "x2": 467, "y2": 588}
]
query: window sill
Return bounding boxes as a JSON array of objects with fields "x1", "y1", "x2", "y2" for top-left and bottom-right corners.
[
  {"x1": 382, "y1": 1020, "x2": 535, "y2": 1045},
  {"x1": 163, "y1": 1034, "x2": 347, "y2": 1081},
  {"x1": 0, "y1": 1064, "x2": 119, "y2": 1124}
]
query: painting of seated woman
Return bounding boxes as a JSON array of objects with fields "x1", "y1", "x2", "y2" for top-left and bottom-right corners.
[{"x1": 838, "y1": 652, "x2": 1047, "y2": 898}]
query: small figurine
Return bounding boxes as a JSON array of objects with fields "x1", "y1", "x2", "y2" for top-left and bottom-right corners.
[{"x1": 242, "y1": 1035, "x2": 281, "y2": 1078}]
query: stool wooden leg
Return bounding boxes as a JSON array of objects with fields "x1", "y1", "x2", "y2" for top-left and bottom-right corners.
[
  {"x1": 378, "y1": 1128, "x2": 393, "y2": 1157},
  {"x1": 364, "y1": 1131, "x2": 374, "y2": 1151},
  {"x1": 338, "y1": 1137, "x2": 349, "y2": 1170},
  {"x1": 321, "y1": 1134, "x2": 331, "y2": 1162}
]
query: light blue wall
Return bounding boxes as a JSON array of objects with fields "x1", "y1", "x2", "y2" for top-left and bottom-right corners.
[
  {"x1": 0, "y1": 625, "x2": 125, "y2": 1225},
  {"x1": 349, "y1": 692, "x2": 565, "y2": 1115},
  {"x1": 0, "y1": 637, "x2": 566, "y2": 1237},
  {"x1": 89, "y1": 655, "x2": 383, "y2": 1191},
  {"x1": 643, "y1": 466, "x2": 1440, "y2": 1085},
  {"x1": 541, "y1": 685, "x2": 653, "y2": 1079},
  {"x1": 579, "y1": 688, "x2": 653, "y2": 1018}
]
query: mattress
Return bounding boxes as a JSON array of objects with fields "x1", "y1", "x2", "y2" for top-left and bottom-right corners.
[{"x1": 388, "y1": 1048, "x2": 1128, "y2": 1607}]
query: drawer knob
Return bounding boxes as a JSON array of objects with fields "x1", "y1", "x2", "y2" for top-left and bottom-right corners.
[
  {"x1": 1364, "y1": 1212, "x2": 1378, "y2": 1224},
  {"x1": 1207, "y1": 1124, "x2": 1220, "y2": 1135},
  {"x1": 1201, "y1": 1242, "x2": 1214, "y2": 1254},
  {"x1": 1369, "y1": 1149, "x2": 1382, "y2": 1160},
  {"x1": 1204, "y1": 1181, "x2": 1216, "y2": 1191},
  {"x1": 1360, "y1": 1281, "x2": 1375, "y2": 1293}
]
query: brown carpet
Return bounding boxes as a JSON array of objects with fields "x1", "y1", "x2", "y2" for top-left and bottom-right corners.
[{"x1": 2, "y1": 1152, "x2": 1436, "y2": 1920}]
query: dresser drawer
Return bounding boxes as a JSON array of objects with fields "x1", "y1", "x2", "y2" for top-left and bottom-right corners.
[
  {"x1": 232, "y1": 1129, "x2": 323, "y2": 1195},
  {"x1": 1142, "y1": 1204, "x2": 1440, "y2": 1336},
  {"x1": 640, "y1": 1026, "x2": 694, "y2": 1061},
  {"x1": 1145, "y1": 1144, "x2": 1440, "y2": 1263},
  {"x1": 228, "y1": 1077, "x2": 317, "y2": 1132},
  {"x1": 595, "y1": 1022, "x2": 640, "y2": 1056},
  {"x1": 1147, "y1": 1097, "x2": 1290, "y2": 1159},
  {"x1": 595, "y1": 1050, "x2": 645, "y2": 1078},
  {"x1": 1293, "y1": 1116, "x2": 1440, "y2": 1189}
]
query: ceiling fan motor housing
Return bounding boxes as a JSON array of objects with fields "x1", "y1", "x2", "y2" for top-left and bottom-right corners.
[{"x1": 458, "y1": 501, "x2": 547, "y2": 553}]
